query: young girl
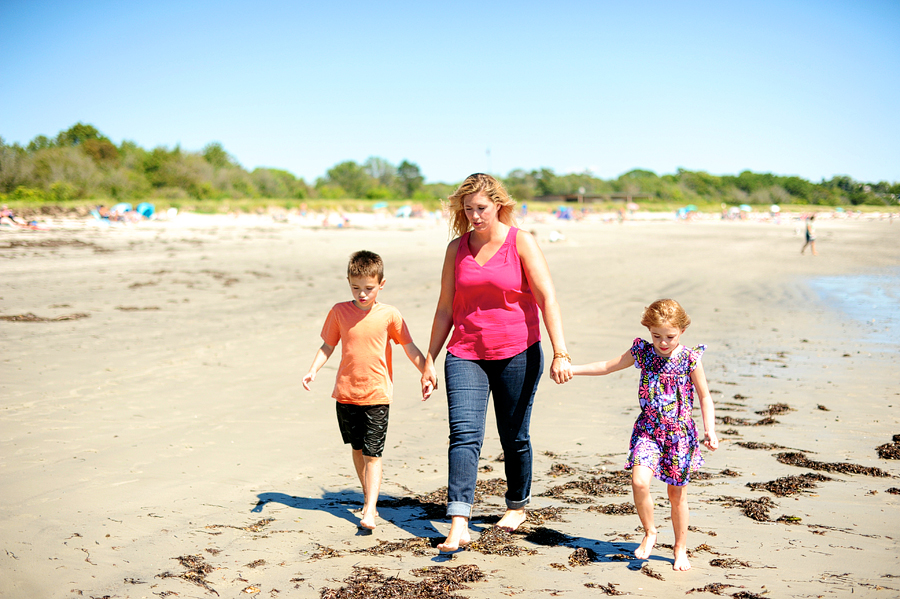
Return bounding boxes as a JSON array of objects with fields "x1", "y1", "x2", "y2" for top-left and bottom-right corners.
[{"x1": 571, "y1": 299, "x2": 717, "y2": 571}]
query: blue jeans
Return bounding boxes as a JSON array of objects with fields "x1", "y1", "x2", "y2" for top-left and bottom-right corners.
[{"x1": 444, "y1": 343, "x2": 543, "y2": 518}]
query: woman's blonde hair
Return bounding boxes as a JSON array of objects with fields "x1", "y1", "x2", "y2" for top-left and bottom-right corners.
[
  {"x1": 446, "y1": 173, "x2": 517, "y2": 238},
  {"x1": 640, "y1": 299, "x2": 691, "y2": 330}
]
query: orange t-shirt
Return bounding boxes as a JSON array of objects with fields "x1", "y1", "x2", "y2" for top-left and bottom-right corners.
[{"x1": 321, "y1": 301, "x2": 413, "y2": 405}]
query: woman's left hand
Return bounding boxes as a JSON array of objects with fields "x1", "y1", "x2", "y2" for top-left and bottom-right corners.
[{"x1": 550, "y1": 356, "x2": 573, "y2": 384}]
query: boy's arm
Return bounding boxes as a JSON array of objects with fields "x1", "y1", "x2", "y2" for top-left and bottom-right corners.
[
  {"x1": 571, "y1": 350, "x2": 634, "y2": 377},
  {"x1": 302, "y1": 343, "x2": 335, "y2": 391},
  {"x1": 691, "y1": 360, "x2": 718, "y2": 450}
]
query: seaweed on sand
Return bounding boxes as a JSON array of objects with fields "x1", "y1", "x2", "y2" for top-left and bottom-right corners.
[
  {"x1": 568, "y1": 547, "x2": 600, "y2": 566},
  {"x1": 320, "y1": 564, "x2": 485, "y2": 599},
  {"x1": 352, "y1": 537, "x2": 435, "y2": 557},
  {"x1": 710, "y1": 557, "x2": 752, "y2": 568},
  {"x1": 755, "y1": 403, "x2": 793, "y2": 416},
  {"x1": 709, "y1": 496, "x2": 777, "y2": 522},
  {"x1": 158, "y1": 554, "x2": 218, "y2": 595},
  {"x1": 747, "y1": 472, "x2": 833, "y2": 497},
  {"x1": 584, "y1": 582, "x2": 625, "y2": 595},
  {"x1": 468, "y1": 526, "x2": 534, "y2": 556},
  {"x1": 587, "y1": 502, "x2": 637, "y2": 515},
  {"x1": 775, "y1": 452, "x2": 892, "y2": 477},
  {"x1": 686, "y1": 583, "x2": 739, "y2": 595},
  {"x1": 876, "y1": 435, "x2": 900, "y2": 460}
]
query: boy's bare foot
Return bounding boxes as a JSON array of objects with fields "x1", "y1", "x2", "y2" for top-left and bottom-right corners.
[
  {"x1": 359, "y1": 510, "x2": 378, "y2": 530},
  {"x1": 673, "y1": 547, "x2": 691, "y2": 571},
  {"x1": 496, "y1": 508, "x2": 527, "y2": 532},
  {"x1": 634, "y1": 530, "x2": 657, "y2": 559}
]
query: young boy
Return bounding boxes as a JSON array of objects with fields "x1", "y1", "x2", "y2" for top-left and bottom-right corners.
[{"x1": 302, "y1": 250, "x2": 427, "y2": 530}]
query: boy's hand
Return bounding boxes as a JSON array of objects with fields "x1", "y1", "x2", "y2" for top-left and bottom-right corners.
[
  {"x1": 703, "y1": 431, "x2": 719, "y2": 451},
  {"x1": 302, "y1": 372, "x2": 315, "y2": 391},
  {"x1": 421, "y1": 368, "x2": 438, "y2": 401}
]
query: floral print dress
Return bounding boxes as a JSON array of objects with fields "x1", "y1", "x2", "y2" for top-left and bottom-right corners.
[{"x1": 624, "y1": 338, "x2": 706, "y2": 486}]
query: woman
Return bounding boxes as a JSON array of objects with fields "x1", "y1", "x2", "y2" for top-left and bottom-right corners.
[{"x1": 421, "y1": 173, "x2": 572, "y2": 552}]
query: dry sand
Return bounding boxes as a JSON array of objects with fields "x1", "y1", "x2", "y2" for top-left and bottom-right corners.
[{"x1": 1, "y1": 211, "x2": 898, "y2": 598}]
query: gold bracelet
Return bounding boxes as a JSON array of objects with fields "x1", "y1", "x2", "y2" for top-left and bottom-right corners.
[{"x1": 552, "y1": 352, "x2": 571, "y2": 361}]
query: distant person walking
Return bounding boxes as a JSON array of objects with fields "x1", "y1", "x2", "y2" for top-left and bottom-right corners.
[{"x1": 801, "y1": 214, "x2": 817, "y2": 255}]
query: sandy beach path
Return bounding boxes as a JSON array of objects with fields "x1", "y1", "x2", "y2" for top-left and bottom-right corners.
[{"x1": 1, "y1": 214, "x2": 898, "y2": 598}]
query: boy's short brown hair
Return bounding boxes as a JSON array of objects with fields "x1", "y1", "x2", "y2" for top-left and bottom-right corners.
[
  {"x1": 348, "y1": 250, "x2": 384, "y2": 281},
  {"x1": 640, "y1": 298, "x2": 691, "y2": 330}
]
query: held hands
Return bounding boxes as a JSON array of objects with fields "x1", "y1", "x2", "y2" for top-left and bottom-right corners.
[
  {"x1": 703, "y1": 430, "x2": 719, "y2": 451},
  {"x1": 550, "y1": 354, "x2": 573, "y2": 384},
  {"x1": 421, "y1": 365, "x2": 438, "y2": 401}
]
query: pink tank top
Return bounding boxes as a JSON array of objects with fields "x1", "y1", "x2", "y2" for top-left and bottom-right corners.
[{"x1": 448, "y1": 227, "x2": 541, "y2": 360}]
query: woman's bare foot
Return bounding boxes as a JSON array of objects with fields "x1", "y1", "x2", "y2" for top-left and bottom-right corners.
[
  {"x1": 496, "y1": 508, "x2": 527, "y2": 532},
  {"x1": 673, "y1": 547, "x2": 691, "y2": 571},
  {"x1": 437, "y1": 517, "x2": 471, "y2": 552},
  {"x1": 634, "y1": 530, "x2": 657, "y2": 559}
]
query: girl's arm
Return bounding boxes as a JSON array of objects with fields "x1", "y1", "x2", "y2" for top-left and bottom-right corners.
[
  {"x1": 302, "y1": 342, "x2": 335, "y2": 390},
  {"x1": 421, "y1": 239, "x2": 459, "y2": 399},
  {"x1": 691, "y1": 360, "x2": 718, "y2": 450},
  {"x1": 571, "y1": 350, "x2": 634, "y2": 376},
  {"x1": 516, "y1": 230, "x2": 572, "y2": 384}
]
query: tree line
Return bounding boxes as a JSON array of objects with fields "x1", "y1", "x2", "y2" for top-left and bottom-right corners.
[{"x1": 1, "y1": 123, "x2": 897, "y2": 207}]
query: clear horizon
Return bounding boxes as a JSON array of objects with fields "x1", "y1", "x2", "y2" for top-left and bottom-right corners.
[{"x1": 2, "y1": 1, "x2": 898, "y2": 185}]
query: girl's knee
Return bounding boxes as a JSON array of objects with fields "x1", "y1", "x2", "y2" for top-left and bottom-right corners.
[{"x1": 667, "y1": 484, "x2": 687, "y2": 502}]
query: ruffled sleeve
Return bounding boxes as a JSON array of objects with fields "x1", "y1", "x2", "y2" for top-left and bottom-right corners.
[
  {"x1": 630, "y1": 338, "x2": 646, "y2": 370},
  {"x1": 687, "y1": 344, "x2": 707, "y2": 373}
]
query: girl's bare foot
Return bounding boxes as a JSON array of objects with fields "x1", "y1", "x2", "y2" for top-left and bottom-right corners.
[
  {"x1": 673, "y1": 547, "x2": 691, "y2": 571},
  {"x1": 634, "y1": 530, "x2": 657, "y2": 559},
  {"x1": 496, "y1": 508, "x2": 527, "y2": 532}
]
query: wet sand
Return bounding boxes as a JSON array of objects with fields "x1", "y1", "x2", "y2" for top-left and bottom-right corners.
[{"x1": 1, "y1": 212, "x2": 898, "y2": 598}]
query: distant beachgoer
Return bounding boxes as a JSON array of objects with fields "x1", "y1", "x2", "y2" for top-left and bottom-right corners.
[
  {"x1": 801, "y1": 214, "x2": 817, "y2": 255},
  {"x1": 570, "y1": 299, "x2": 717, "y2": 571},
  {"x1": 302, "y1": 250, "x2": 427, "y2": 530},
  {"x1": 420, "y1": 173, "x2": 572, "y2": 553}
]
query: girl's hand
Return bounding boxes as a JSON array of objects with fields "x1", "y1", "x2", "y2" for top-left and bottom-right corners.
[
  {"x1": 703, "y1": 431, "x2": 719, "y2": 451},
  {"x1": 550, "y1": 355, "x2": 573, "y2": 384}
]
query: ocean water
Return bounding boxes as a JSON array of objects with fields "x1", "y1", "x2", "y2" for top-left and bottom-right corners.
[{"x1": 808, "y1": 267, "x2": 899, "y2": 346}]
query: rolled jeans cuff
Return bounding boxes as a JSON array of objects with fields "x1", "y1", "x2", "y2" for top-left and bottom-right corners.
[
  {"x1": 447, "y1": 501, "x2": 472, "y2": 518},
  {"x1": 506, "y1": 495, "x2": 530, "y2": 510}
]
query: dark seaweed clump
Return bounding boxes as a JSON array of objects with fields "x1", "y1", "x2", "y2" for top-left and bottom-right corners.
[
  {"x1": 468, "y1": 526, "x2": 534, "y2": 556},
  {"x1": 541, "y1": 470, "x2": 631, "y2": 502},
  {"x1": 776, "y1": 452, "x2": 892, "y2": 477},
  {"x1": 876, "y1": 435, "x2": 900, "y2": 460},
  {"x1": 158, "y1": 554, "x2": 218, "y2": 595},
  {"x1": 587, "y1": 502, "x2": 637, "y2": 515},
  {"x1": 747, "y1": 472, "x2": 833, "y2": 497},
  {"x1": 584, "y1": 582, "x2": 625, "y2": 595},
  {"x1": 711, "y1": 496, "x2": 777, "y2": 521},
  {"x1": 888, "y1": 488, "x2": 900, "y2": 495},
  {"x1": 320, "y1": 564, "x2": 484, "y2": 599},
  {"x1": 687, "y1": 583, "x2": 739, "y2": 595},
  {"x1": 568, "y1": 547, "x2": 600, "y2": 566},
  {"x1": 0, "y1": 312, "x2": 90, "y2": 322},
  {"x1": 755, "y1": 403, "x2": 793, "y2": 416},
  {"x1": 353, "y1": 537, "x2": 435, "y2": 557},
  {"x1": 710, "y1": 557, "x2": 752, "y2": 568},
  {"x1": 640, "y1": 564, "x2": 664, "y2": 580},
  {"x1": 735, "y1": 441, "x2": 786, "y2": 450},
  {"x1": 549, "y1": 463, "x2": 576, "y2": 476}
]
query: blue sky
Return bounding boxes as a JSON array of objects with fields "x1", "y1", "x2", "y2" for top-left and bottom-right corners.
[{"x1": 2, "y1": 0, "x2": 898, "y2": 184}]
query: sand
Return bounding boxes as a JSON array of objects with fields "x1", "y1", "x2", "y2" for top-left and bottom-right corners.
[{"x1": 1, "y1": 211, "x2": 898, "y2": 598}]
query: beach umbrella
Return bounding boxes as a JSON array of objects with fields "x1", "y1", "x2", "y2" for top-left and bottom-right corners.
[
  {"x1": 685, "y1": 204, "x2": 698, "y2": 212},
  {"x1": 136, "y1": 202, "x2": 155, "y2": 218},
  {"x1": 739, "y1": 204, "x2": 752, "y2": 212},
  {"x1": 372, "y1": 202, "x2": 388, "y2": 210},
  {"x1": 770, "y1": 204, "x2": 781, "y2": 213},
  {"x1": 112, "y1": 202, "x2": 132, "y2": 214}
]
